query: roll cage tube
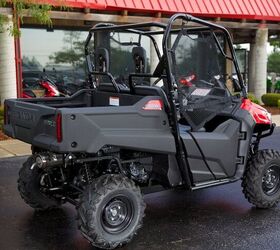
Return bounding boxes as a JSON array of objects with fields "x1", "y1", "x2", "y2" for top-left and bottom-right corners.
[
  {"x1": 163, "y1": 13, "x2": 246, "y2": 96},
  {"x1": 162, "y1": 14, "x2": 193, "y2": 188},
  {"x1": 162, "y1": 13, "x2": 247, "y2": 188},
  {"x1": 84, "y1": 22, "x2": 163, "y2": 88}
]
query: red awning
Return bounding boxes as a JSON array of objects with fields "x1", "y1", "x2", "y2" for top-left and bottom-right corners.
[{"x1": 46, "y1": 0, "x2": 280, "y2": 22}]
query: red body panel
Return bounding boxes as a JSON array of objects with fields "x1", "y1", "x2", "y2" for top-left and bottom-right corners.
[{"x1": 240, "y1": 98, "x2": 271, "y2": 125}]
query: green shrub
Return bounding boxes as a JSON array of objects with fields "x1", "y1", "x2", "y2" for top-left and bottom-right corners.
[
  {"x1": 247, "y1": 93, "x2": 260, "y2": 104},
  {"x1": 278, "y1": 99, "x2": 280, "y2": 108},
  {"x1": 0, "y1": 106, "x2": 4, "y2": 117},
  {"x1": 262, "y1": 93, "x2": 280, "y2": 106}
]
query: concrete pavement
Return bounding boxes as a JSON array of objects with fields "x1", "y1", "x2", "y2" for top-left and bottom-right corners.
[
  {"x1": 272, "y1": 114, "x2": 280, "y2": 127},
  {"x1": 0, "y1": 140, "x2": 31, "y2": 158},
  {"x1": 0, "y1": 114, "x2": 279, "y2": 159}
]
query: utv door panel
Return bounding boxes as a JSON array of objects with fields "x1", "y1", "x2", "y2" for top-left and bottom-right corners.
[
  {"x1": 188, "y1": 158, "x2": 228, "y2": 182},
  {"x1": 182, "y1": 119, "x2": 240, "y2": 183},
  {"x1": 180, "y1": 132, "x2": 214, "y2": 182}
]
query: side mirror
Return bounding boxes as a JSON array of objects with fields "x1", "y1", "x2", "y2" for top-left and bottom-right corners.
[{"x1": 232, "y1": 77, "x2": 241, "y2": 92}]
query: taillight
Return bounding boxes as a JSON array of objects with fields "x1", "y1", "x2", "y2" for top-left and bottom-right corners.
[
  {"x1": 56, "y1": 113, "x2": 62, "y2": 142},
  {"x1": 4, "y1": 104, "x2": 9, "y2": 125},
  {"x1": 143, "y1": 100, "x2": 163, "y2": 111}
]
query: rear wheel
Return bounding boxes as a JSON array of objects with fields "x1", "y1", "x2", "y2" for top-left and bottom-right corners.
[
  {"x1": 77, "y1": 174, "x2": 145, "y2": 249},
  {"x1": 242, "y1": 149, "x2": 280, "y2": 208},
  {"x1": 18, "y1": 156, "x2": 61, "y2": 210}
]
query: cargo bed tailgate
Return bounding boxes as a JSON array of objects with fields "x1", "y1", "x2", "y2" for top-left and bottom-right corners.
[{"x1": 4, "y1": 99, "x2": 57, "y2": 145}]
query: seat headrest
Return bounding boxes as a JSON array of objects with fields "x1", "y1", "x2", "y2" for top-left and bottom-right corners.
[
  {"x1": 95, "y1": 48, "x2": 109, "y2": 72},
  {"x1": 132, "y1": 46, "x2": 147, "y2": 73}
]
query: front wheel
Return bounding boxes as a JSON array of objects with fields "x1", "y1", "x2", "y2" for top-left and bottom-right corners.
[
  {"x1": 77, "y1": 174, "x2": 145, "y2": 249},
  {"x1": 242, "y1": 149, "x2": 280, "y2": 208}
]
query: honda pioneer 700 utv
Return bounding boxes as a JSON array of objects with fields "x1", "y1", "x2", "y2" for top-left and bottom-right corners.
[{"x1": 4, "y1": 14, "x2": 280, "y2": 249}]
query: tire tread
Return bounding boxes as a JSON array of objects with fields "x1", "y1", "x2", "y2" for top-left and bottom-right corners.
[
  {"x1": 77, "y1": 174, "x2": 145, "y2": 249},
  {"x1": 242, "y1": 149, "x2": 280, "y2": 208},
  {"x1": 18, "y1": 156, "x2": 60, "y2": 210}
]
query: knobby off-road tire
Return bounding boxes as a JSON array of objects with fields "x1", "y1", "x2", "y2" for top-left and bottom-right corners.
[
  {"x1": 18, "y1": 156, "x2": 61, "y2": 210},
  {"x1": 77, "y1": 174, "x2": 146, "y2": 249},
  {"x1": 242, "y1": 149, "x2": 280, "y2": 208}
]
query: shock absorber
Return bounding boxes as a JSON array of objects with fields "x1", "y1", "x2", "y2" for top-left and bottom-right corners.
[{"x1": 84, "y1": 163, "x2": 93, "y2": 184}]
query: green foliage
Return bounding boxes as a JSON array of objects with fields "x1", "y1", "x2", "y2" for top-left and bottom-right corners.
[
  {"x1": 22, "y1": 55, "x2": 42, "y2": 70},
  {"x1": 278, "y1": 100, "x2": 280, "y2": 109},
  {"x1": 247, "y1": 93, "x2": 260, "y2": 104},
  {"x1": 268, "y1": 51, "x2": 280, "y2": 73},
  {"x1": 0, "y1": 0, "x2": 67, "y2": 36},
  {"x1": 49, "y1": 31, "x2": 85, "y2": 68},
  {"x1": 0, "y1": 13, "x2": 8, "y2": 32},
  {"x1": 271, "y1": 39, "x2": 280, "y2": 52},
  {"x1": 0, "y1": 106, "x2": 4, "y2": 117},
  {"x1": 262, "y1": 93, "x2": 280, "y2": 106},
  {"x1": 29, "y1": 3, "x2": 52, "y2": 27}
]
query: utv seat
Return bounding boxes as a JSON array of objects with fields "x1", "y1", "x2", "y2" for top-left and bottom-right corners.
[
  {"x1": 97, "y1": 81, "x2": 167, "y2": 98},
  {"x1": 132, "y1": 46, "x2": 147, "y2": 74},
  {"x1": 96, "y1": 48, "x2": 109, "y2": 72},
  {"x1": 98, "y1": 82, "x2": 130, "y2": 93},
  {"x1": 132, "y1": 46, "x2": 150, "y2": 86},
  {"x1": 94, "y1": 47, "x2": 129, "y2": 93},
  {"x1": 134, "y1": 85, "x2": 163, "y2": 96}
]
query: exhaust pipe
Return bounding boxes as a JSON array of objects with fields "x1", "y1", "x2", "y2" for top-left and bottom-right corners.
[{"x1": 35, "y1": 153, "x2": 63, "y2": 169}]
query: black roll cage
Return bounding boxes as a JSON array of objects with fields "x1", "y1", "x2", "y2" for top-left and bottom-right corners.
[
  {"x1": 84, "y1": 14, "x2": 247, "y2": 189},
  {"x1": 85, "y1": 15, "x2": 245, "y2": 92}
]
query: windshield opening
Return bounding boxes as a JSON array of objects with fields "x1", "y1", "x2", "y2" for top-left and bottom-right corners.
[
  {"x1": 167, "y1": 25, "x2": 242, "y2": 130},
  {"x1": 170, "y1": 28, "x2": 239, "y2": 95}
]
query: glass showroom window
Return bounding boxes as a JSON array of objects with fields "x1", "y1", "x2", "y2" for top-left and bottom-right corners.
[{"x1": 21, "y1": 28, "x2": 89, "y2": 96}]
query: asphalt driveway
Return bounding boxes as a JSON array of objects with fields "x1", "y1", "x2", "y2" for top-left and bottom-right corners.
[{"x1": 1, "y1": 129, "x2": 280, "y2": 250}]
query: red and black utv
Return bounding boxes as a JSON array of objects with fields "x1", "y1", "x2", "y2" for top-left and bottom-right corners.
[{"x1": 4, "y1": 14, "x2": 279, "y2": 249}]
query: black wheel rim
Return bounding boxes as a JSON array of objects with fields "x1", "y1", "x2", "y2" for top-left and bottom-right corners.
[
  {"x1": 262, "y1": 164, "x2": 280, "y2": 196},
  {"x1": 101, "y1": 195, "x2": 134, "y2": 234}
]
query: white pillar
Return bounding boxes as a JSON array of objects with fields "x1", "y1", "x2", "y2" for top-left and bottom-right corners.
[
  {"x1": 249, "y1": 26, "x2": 268, "y2": 101},
  {"x1": 0, "y1": 16, "x2": 17, "y2": 104},
  {"x1": 248, "y1": 43, "x2": 256, "y2": 93}
]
